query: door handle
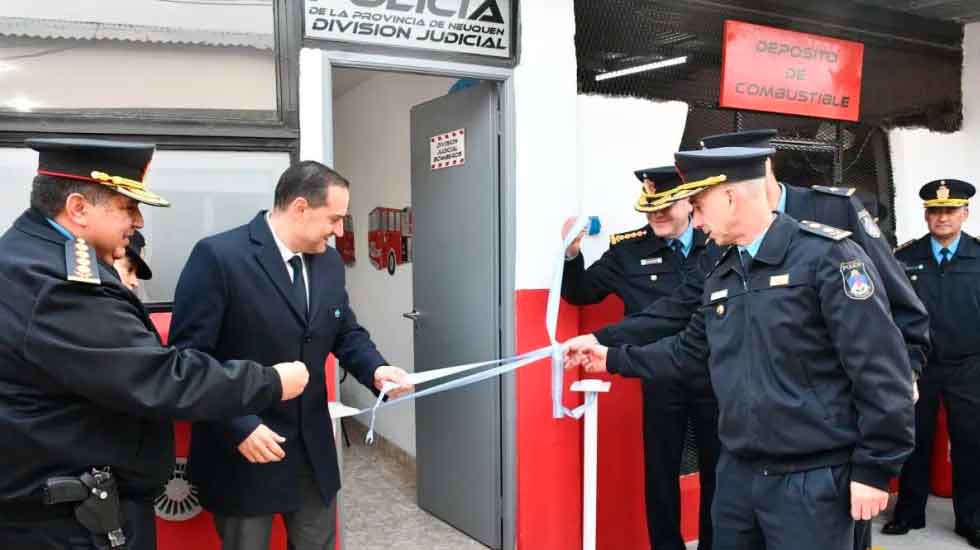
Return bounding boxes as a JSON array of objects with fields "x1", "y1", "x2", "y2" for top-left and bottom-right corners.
[{"x1": 403, "y1": 309, "x2": 422, "y2": 321}]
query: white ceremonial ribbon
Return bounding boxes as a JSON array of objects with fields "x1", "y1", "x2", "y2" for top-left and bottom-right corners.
[
  {"x1": 336, "y1": 214, "x2": 595, "y2": 442},
  {"x1": 548, "y1": 215, "x2": 593, "y2": 419}
]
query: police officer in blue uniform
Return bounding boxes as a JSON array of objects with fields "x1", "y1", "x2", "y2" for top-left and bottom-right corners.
[
  {"x1": 570, "y1": 147, "x2": 916, "y2": 550},
  {"x1": 565, "y1": 130, "x2": 927, "y2": 550},
  {"x1": 562, "y1": 166, "x2": 718, "y2": 550},
  {"x1": 883, "y1": 179, "x2": 980, "y2": 548},
  {"x1": 0, "y1": 138, "x2": 310, "y2": 550}
]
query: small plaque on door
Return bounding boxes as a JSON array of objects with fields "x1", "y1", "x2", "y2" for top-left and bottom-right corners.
[{"x1": 430, "y1": 128, "x2": 466, "y2": 170}]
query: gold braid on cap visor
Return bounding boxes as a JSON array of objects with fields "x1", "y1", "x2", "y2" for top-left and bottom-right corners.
[
  {"x1": 923, "y1": 198, "x2": 969, "y2": 208},
  {"x1": 90, "y1": 171, "x2": 147, "y2": 192}
]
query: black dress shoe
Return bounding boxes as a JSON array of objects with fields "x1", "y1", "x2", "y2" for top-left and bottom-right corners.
[{"x1": 881, "y1": 518, "x2": 925, "y2": 535}]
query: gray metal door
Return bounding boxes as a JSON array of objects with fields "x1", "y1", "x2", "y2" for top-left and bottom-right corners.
[{"x1": 410, "y1": 82, "x2": 501, "y2": 548}]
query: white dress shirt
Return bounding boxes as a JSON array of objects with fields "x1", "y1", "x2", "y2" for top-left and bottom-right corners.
[{"x1": 266, "y1": 213, "x2": 309, "y2": 306}]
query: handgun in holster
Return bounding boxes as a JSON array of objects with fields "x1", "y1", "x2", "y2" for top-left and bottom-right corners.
[{"x1": 44, "y1": 468, "x2": 127, "y2": 548}]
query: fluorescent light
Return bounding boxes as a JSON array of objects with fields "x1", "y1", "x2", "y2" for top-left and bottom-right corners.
[
  {"x1": 5, "y1": 96, "x2": 41, "y2": 113},
  {"x1": 595, "y1": 56, "x2": 688, "y2": 82}
]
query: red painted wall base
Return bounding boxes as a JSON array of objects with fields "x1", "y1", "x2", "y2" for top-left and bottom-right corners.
[{"x1": 515, "y1": 290, "x2": 702, "y2": 549}]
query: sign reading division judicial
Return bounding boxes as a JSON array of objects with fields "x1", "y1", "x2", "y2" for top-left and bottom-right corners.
[
  {"x1": 720, "y1": 20, "x2": 864, "y2": 122},
  {"x1": 305, "y1": 0, "x2": 512, "y2": 60}
]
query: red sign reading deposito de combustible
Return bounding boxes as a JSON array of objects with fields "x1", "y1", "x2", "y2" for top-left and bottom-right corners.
[{"x1": 720, "y1": 20, "x2": 864, "y2": 122}]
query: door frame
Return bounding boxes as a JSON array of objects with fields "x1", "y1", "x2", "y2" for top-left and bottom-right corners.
[{"x1": 315, "y1": 49, "x2": 518, "y2": 550}]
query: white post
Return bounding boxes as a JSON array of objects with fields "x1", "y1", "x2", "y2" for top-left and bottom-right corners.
[{"x1": 571, "y1": 379, "x2": 612, "y2": 550}]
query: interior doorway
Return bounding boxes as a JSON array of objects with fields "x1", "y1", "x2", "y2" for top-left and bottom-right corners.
[{"x1": 332, "y1": 67, "x2": 508, "y2": 549}]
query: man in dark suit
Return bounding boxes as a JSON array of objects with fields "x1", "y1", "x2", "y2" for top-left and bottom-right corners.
[{"x1": 170, "y1": 161, "x2": 412, "y2": 550}]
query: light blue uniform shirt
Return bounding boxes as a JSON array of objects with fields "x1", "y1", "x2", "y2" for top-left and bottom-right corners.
[
  {"x1": 931, "y1": 233, "x2": 961, "y2": 264},
  {"x1": 667, "y1": 223, "x2": 695, "y2": 258}
]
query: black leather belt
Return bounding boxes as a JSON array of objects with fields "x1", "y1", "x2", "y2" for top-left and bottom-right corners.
[{"x1": 739, "y1": 447, "x2": 852, "y2": 475}]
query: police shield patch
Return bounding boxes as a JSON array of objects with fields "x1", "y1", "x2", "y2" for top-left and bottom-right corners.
[
  {"x1": 857, "y1": 209, "x2": 882, "y2": 239},
  {"x1": 840, "y1": 260, "x2": 874, "y2": 300}
]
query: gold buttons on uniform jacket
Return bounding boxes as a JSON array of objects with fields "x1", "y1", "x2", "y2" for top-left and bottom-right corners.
[
  {"x1": 650, "y1": 275, "x2": 658, "y2": 282},
  {"x1": 716, "y1": 304, "x2": 725, "y2": 316}
]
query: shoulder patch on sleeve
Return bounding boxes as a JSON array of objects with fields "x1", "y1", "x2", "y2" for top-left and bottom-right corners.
[
  {"x1": 610, "y1": 228, "x2": 648, "y2": 246},
  {"x1": 840, "y1": 260, "x2": 875, "y2": 300},
  {"x1": 811, "y1": 185, "x2": 856, "y2": 197},
  {"x1": 65, "y1": 238, "x2": 101, "y2": 285},
  {"x1": 894, "y1": 239, "x2": 916, "y2": 253},
  {"x1": 799, "y1": 220, "x2": 851, "y2": 241}
]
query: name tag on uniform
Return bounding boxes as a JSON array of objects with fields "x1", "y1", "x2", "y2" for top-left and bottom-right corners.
[
  {"x1": 769, "y1": 274, "x2": 789, "y2": 287},
  {"x1": 640, "y1": 257, "x2": 663, "y2": 266},
  {"x1": 710, "y1": 289, "x2": 728, "y2": 301}
]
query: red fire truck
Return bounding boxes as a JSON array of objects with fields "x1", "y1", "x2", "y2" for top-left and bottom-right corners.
[
  {"x1": 335, "y1": 214, "x2": 355, "y2": 266},
  {"x1": 368, "y1": 206, "x2": 413, "y2": 275}
]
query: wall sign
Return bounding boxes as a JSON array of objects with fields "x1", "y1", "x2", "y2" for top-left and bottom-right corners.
[
  {"x1": 430, "y1": 128, "x2": 466, "y2": 170},
  {"x1": 720, "y1": 20, "x2": 864, "y2": 122},
  {"x1": 305, "y1": 0, "x2": 512, "y2": 60}
]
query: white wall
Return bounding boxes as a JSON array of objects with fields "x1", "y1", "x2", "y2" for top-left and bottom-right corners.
[
  {"x1": 333, "y1": 70, "x2": 456, "y2": 457},
  {"x1": 889, "y1": 21, "x2": 980, "y2": 243},
  {"x1": 575, "y1": 96, "x2": 689, "y2": 264},
  {"x1": 514, "y1": 0, "x2": 580, "y2": 289}
]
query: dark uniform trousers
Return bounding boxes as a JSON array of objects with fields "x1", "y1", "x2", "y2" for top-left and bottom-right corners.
[
  {"x1": 608, "y1": 213, "x2": 915, "y2": 550},
  {"x1": 0, "y1": 500, "x2": 156, "y2": 550},
  {"x1": 894, "y1": 234, "x2": 980, "y2": 531},
  {"x1": 713, "y1": 453, "x2": 853, "y2": 550},
  {"x1": 563, "y1": 226, "x2": 719, "y2": 550}
]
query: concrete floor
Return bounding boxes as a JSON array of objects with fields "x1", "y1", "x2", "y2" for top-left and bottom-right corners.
[{"x1": 341, "y1": 425, "x2": 970, "y2": 549}]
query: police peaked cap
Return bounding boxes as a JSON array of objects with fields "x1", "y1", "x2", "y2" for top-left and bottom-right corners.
[
  {"x1": 700, "y1": 129, "x2": 778, "y2": 150},
  {"x1": 27, "y1": 137, "x2": 170, "y2": 207},
  {"x1": 919, "y1": 179, "x2": 975, "y2": 208},
  {"x1": 673, "y1": 146, "x2": 772, "y2": 196},
  {"x1": 634, "y1": 166, "x2": 685, "y2": 213}
]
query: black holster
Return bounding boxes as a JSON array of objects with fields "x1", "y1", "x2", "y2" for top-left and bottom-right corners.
[{"x1": 44, "y1": 469, "x2": 127, "y2": 548}]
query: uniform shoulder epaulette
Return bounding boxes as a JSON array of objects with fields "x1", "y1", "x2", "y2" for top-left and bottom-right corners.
[
  {"x1": 894, "y1": 239, "x2": 916, "y2": 253},
  {"x1": 799, "y1": 220, "x2": 851, "y2": 241},
  {"x1": 65, "y1": 238, "x2": 101, "y2": 285},
  {"x1": 610, "y1": 228, "x2": 648, "y2": 246},
  {"x1": 811, "y1": 185, "x2": 856, "y2": 197}
]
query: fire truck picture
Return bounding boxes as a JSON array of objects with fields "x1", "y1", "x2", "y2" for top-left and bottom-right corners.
[
  {"x1": 368, "y1": 206, "x2": 413, "y2": 275},
  {"x1": 334, "y1": 214, "x2": 355, "y2": 266}
]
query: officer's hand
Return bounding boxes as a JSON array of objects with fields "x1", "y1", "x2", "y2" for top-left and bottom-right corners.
[
  {"x1": 849, "y1": 481, "x2": 889, "y2": 521},
  {"x1": 374, "y1": 365, "x2": 414, "y2": 398},
  {"x1": 238, "y1": 424, "x2": 286, "y2": 464},
  {"x1": 273, "y1": 361, "x2": 309, "y2": 401},
  {"x1": 562, "y1": 217, "x2": 587, "y2": 259},
  {"x1": 562, "y1": 333, "x2": 599, "y2": 369}
]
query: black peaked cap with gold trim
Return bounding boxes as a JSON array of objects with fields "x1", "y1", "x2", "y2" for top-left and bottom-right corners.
[
  {"x1": 27, "y1": 137, "x2": 170, "y2": 207},
  {"x1": 634, "y1": 166, "x2": 685, "y2": 213},
  {"x1": 700, "y1": 129, "x2": 777, "y2": 150},
  {"x1": 919, "y1": 179, "x2": 974, "y2": 209},
  {"x1": 673, "y1": 147, "x2": 772, "y2": 198}
]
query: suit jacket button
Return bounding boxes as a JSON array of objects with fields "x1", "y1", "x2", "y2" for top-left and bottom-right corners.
[{"x1": 304, "y1": 335, "x2": 313, "y2": 343}]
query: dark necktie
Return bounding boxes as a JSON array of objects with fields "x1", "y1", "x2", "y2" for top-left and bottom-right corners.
[
  {"x1": 289, "y1": 255, "x2": 308, "y2": 317},
  {"x1": 739, "y1": 248, "x2": 752, "y2": 274},
  {"x1": 670, "y1": 240, "x2": 684, "y2": 258},
  {"x1": 939, "y1": 247, "x2": 950, "y2": 267}
]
